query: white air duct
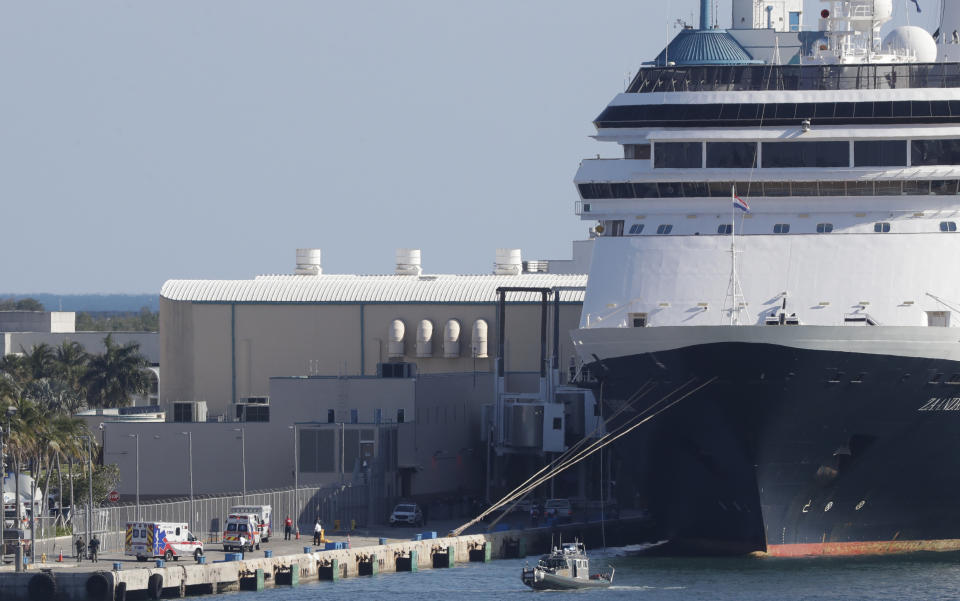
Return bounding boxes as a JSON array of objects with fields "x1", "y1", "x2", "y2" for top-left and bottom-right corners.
[
  {"x1": 395, "y1": 248, "x2": 422, "y2": 276},
  {"x1": 494, "y1": 248, "x2": 522, "y2": 276},
  {"x1": 471, "y1": 319, "x2": 488, "y2": 358},
  {"x1": 443, "y1": 319, "x2": 461, "y2": 358},
  {"x1": 416, "y1": 320, "x2": 433, "y2": 358},
  {"x1": 388, "y1": 320, "x2": 405, "y2": 358},
  {"x1": 294, "y1": 248, "x2": 322, "y2": 276}
]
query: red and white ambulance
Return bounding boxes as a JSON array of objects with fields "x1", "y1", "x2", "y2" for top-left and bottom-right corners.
[{"x1": 125, "y1": 521, "x2": 204, "y2": 562}]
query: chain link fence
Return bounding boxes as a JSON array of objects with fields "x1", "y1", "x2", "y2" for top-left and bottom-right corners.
[{"x1": 68, "y1": 482, "x2": 376, "y2": 554}]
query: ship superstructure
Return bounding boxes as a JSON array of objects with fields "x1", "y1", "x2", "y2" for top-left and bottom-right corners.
[{"x1": 571, "y1": 0, "x2": 960, "y2": 555}]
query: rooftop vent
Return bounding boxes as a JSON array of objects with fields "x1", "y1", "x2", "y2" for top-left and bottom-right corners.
[
  {"x1": 494, "y1": 248, "x2": 522, "y2": 276},
  {"x1": 396, "y1": 248, "x2": 422, "y2": 276},
  {"x1": 295, "y1": 248, "x2": 322, "y2": 276}
]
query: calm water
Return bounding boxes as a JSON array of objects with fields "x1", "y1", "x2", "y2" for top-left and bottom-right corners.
[{"x1": 201, "y1": 544, "x2": 960, "y2": 601}]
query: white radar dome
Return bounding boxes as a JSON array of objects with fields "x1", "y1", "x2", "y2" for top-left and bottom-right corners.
[
  {"x1": 873, "y1": 0, "x2": 893, "y2": 24},
  {"x1": 883, "y1": 26, "x2": 937, "y2": 63}
]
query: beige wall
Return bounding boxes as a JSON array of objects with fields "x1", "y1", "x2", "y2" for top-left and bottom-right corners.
[{"x1": 160, "y1": 298, "x2": 583, "y2": 418}]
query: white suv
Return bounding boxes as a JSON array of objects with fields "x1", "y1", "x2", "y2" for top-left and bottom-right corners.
[
  {"x1": 389, "y1": 503, "x2": 424, "y2": 526},
  {"x1": 544, "y1": 498, "x2": 573, "y2": 523}
]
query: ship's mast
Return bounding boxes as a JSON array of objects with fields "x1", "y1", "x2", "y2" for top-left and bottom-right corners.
[{"x1": 725, "y1": 185, "x2": 746, "y2": 325}]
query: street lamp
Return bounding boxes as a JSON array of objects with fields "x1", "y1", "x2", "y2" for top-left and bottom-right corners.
[
  {"x1": 289, "y1": 425, "x2": 298, "y2": 528},
  {"x1": 233, "y1": 427, "x2": 246, "y2": 501},
  {"x1": 181, "y1": 432, "x2": 193, "y2": 524},
  {"x1": 3, "y1": 405, "x2": 14, "y2": 568},
  {"x1": 128, "y1": 434, "x2": 140, "y2": 521},
  {"x1": 78, "y1": 433, "x2": 93, "y2": 570}
]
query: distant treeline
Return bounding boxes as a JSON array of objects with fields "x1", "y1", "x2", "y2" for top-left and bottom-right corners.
[
  {"x1": 0, "y1": 297, "x2": 44, "y2": 311},
  {"x1": 76, "y1": 308, "x2": 158, "y2": 332},
  {"x1": 0, "y1": 297, "x2": 158, "y2": 332}
]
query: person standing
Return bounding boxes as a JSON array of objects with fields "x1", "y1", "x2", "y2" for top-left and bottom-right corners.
[
  {"x1": 74, "y1": 536, "x2": 85, "y2": 562},
  {"x1": 313, "y1": 518, "x2": 323, "y2": 546},
  {"x1": 284, "y1": 516, "x2": 293, "y2": 540},
  {"x1": 88, "y1": 536, "x2": 99, "y2": 563}
]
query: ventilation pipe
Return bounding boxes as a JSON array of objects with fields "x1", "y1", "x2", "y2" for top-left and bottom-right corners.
[
  {"x1": 443, "y1": 319, "x2": 461, "y2": 358},
  {"x1": 494, "y1": 249, "x2": 522, "y2": 276},
  {"x1": 396, "y1": 249, "x2": 422, "y2": 276},
  {"x1": 416, "y1": 320, "x2": 433, "y2": 358},
  {"x1": 471, "y1": 319, "x2": 488, "y2": 358},
  {"x1": 388, "y1": 320, "x2": 405, "y2": 358},
  {"x1": 700, "y1": 0, "x2": 711, "y2": 29},
  {"x1": 294, "y1": 248, "x2": 322, "y2": 276}
]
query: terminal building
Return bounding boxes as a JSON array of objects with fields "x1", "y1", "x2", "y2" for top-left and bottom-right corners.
[{"x1": 103, "y1": 245, "x2": 596, "y2": 508}]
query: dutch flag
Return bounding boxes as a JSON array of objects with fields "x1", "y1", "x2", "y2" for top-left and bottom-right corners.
[{"x1": 733, "y1": 195, "x2": 750, "y2": 212}]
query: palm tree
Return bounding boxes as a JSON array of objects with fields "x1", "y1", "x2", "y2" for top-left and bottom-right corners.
[
  {"x1": 54, "y1": 341, "x2": 88, "y2": 403},
  {"x1": 83, "y1": 335, "x2": 149, "y2": 408},
  {"x1": 21, "y1": 343, "x2": 56, "y2": 380}
]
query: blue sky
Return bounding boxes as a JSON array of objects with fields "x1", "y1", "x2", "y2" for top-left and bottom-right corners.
[{"x1": 0, "y1": 1, "x2": 941, "y2": 293}]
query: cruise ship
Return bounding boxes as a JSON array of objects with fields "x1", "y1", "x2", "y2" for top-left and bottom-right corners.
[{"x1": 570, "y1": 0, "x2": 960, "y2": 556}]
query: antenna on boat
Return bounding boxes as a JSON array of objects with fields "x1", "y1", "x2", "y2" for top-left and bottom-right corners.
[{"x1": 723, "y1": 184, "x2": 748, "y2": 325}]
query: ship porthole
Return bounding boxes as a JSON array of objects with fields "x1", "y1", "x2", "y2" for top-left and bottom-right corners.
[
  {"x1": 855, "y1": 500, "x2": 865, "y2": 511},
  {"x1": 824, "y1": 501, "x2": 834, "y2": 512}
]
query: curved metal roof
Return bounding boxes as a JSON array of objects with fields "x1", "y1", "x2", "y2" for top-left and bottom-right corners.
[
  {"x1": 651, "y1": 29, "x2": 762, "y2": 66},
  {"x1": 161, "y1": 273, "x2": 587, "y2": 304}
]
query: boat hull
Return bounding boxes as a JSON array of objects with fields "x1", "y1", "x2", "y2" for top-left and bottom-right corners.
[
  {"x1": 572, "y1": 326, "x2": 960, "y2": 556},
  {"x1": 522, "y1": 569, "x2": 613, "y2": 590}
]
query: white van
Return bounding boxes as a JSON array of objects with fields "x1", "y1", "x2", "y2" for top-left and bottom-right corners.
[
  {"x1": 125, "y1": 522, "x2": 203, "y2": 561},
  {"x1": 229, "y1": 504, "x2": 272, "y2": 541},
  {"x1": 222, "y1": 513, "x2": 261, "y2": 552}
]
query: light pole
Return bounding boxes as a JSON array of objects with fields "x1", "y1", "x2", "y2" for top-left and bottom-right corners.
[
  {"x1": 233, "y1": 427, "x2": 246, "y2": 501},
  {"x1": 78, "y1": 434, "x2": 93, "y2": 567},
  {"x1": 289, "y1": 425, "x2": 298, "y2": 528},
  {"x1": 3, "y1": 405, "x2": 14, "y2": 568},
  {"x1": 181, "y1": 432, "x2": 193, "y2": 524},
  {"x1": 128, "y1": 434, "x2": 140, "y2": 521}
]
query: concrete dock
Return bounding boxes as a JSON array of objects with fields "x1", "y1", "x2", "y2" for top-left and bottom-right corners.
[{"x1": 0, "y1": 516, "x2": 652, "y2": 600}]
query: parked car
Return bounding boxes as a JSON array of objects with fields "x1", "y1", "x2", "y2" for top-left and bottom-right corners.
[
  {"x1": 389, "y1": 503, "x2": 424, "y2": 527},
  {"x1": 544, "y1": 498, "x2": 573, "y2": 523}
]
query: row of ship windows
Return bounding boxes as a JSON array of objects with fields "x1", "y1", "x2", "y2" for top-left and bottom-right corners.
[
  {"x1": 646, "y1": 140, "x2": 960, "y2": 169},
  {"x1": 578, "y1": 179, "x2": 960, "y2": 200},
  {"x1": 594, "y1": 100, "x2": 960, "y2": 128},
  {"x1": 615, "y1": 221, "x2": 958, "y2": 235}
]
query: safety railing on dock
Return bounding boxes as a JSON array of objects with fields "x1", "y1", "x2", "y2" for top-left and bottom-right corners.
[{"x1": 67, "y1": 482, "x2": 375, "y2": 554}]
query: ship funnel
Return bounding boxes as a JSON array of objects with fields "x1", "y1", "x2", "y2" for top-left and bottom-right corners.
[
  {"x1": 295, "y1": 248, "x2": 322, "y2": 276},
  {"x1": 700, "y1": 0, "x2": 711, "y2": 30}
]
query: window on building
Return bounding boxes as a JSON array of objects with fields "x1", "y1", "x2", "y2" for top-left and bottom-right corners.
[
  {"x1": 941, "y1": 221, "x2": 958, "y2": 232},
  {"x1": 624, "y1": 144, "x2": 651, "y2": 159},
  {"x1": 789, "y1": 11, "x2": 801, "y2": 31},
  {"x1": 327, "y1": 409, "x2": 335, "y2": 423},
  {"x1": 350, "y1": 408, "x2": 358, "y2": 424},
  {"x1": 903, "y1": 180, "x2": 930, "y2": 195},
  {"x1": 912, "y1": 139, "x2": 960, "y2": 165},
  {"x1": 656, "y1": 224, "x2": 673, "y2": 234},
  {"x1": 628, "y1": 223, "x2": 645, "y2": 234},
  {"x1": 374, "y1": 408, "x2": 382, "y2": 424},
  {"x1": 761, "y1": 141, "x2": 849, "y2": 168},
  {"x1": 397, "y1": 408, "x2": 405, "y2": 423},
  {"x1": 928, "y1": 311, "x2": 951, "y2": 327},
  {"x1": 602, "y1": 220, "x2": 625, "y2": 236},
  {"x1": 773, "y1": 223, "x2": 791, "y2": 234},
  {"x1": 629, "y1": 312, "x2": 648, "y2": 327},
  {"x1": 931, "y1": 180, "x2": 959, "y2": 195},
  {"x1": 654, "y1": 142, "x2": 702, "y2": 168},
  {"x1": 657, "y1": 182, "x2": 683, "y2": 197},
  {"x1": 718, "y1": 224, "x2": 732, "y2": 234},
  {"x1": 706, "y1": 142, "x2": 757, "y2": 168},
  {"x1": 816, "y1": 223, "x2": 834, "y2": 233},
  {"x1": 874, "y1": 222, "x2": 891, "y2": 232},
  {"x1": 854, "y1": 140, "x2": 907, "y2": 167}
]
